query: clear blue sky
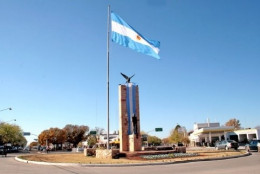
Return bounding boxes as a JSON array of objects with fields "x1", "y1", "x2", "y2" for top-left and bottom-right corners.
[{"x1": 1, "y1": 0, "x2": 260, "y2": 143}]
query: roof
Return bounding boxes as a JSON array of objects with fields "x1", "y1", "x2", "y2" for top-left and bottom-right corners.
[
  {"x1": 192, "y1": 126, "x2": 235, "y2": 135},
  {"x1": 233, "y1": 128, "x2": 259, "y2": 134}
]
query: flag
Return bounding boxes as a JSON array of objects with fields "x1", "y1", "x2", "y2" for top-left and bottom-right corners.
[{"x1": 111, "y1": 12, "x2": 160, "y2": 59}]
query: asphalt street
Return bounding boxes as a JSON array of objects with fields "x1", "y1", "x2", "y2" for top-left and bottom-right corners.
[{"x1": 0, "y1": 152, "x2": 259, "y2": 174}]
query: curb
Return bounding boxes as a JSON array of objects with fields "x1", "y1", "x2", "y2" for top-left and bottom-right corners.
[
  {"x1": 15, "y1": 157, "x2": 81, "y2": 167},
  {"x1": 15, "y1": 152, "x2": 251, "y2": 167}
]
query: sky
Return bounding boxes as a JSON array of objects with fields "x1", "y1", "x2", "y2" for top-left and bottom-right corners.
[{"x1": 0, "y1": 0, "x2": 260, "y2": 143}]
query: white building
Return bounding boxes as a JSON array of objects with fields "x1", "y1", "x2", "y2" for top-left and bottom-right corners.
[
  {"x1": 82, "y1": 132, "x2": 120, "y2": 148},
  {"x1": 189, "y1": 122, "x2": 260, "y2": 146},
  {"x1": 226, "y1": 128, "x2": 260, "y2": 143},
  {"x1": 189, "y1": 122, "x2": 235, "y2": 146},
  {"x1": 98, "y1": 133, "x2": 119, "y2": 145}
]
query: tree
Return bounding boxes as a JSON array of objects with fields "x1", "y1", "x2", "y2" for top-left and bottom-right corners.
[
  {"x1": 169, "y1": 125, "x2": 182, "y2": 143},
  {"x1": 147, "y1": 135, "x2": 162, "y2": 146},
  {"x1": 87, "y1": 135, "x2": 97, "y2": 148},
  {"x1": 168, "y1": 124, "x2": 189, "y2": 145},
  {"x1": 15, "y1": 135, "x2": 27, "y2": 147},
  {"x1": 255, "y1": 125, "x2": 260, "y2": 129},
  {"x1": 93, "y1": 127, "x2": 104, "y2": 135},
  {"x1": 0, "y1": 123, "x2": 27, "y2": 146},
  {"x1": 63, "y1": 124, "x2": 89, "y2": 147},
  {"x1": 161, "y1": 138, "x2": 170, "y2": 145},
  {"x1": 29, "y1": 141, "x2": 38, "y2": 147},
  {"x1": 38, "y1": 129, "x2": 50, "y2": 146},
  {"x1": 182, "y1": 137, "x2": 190, "y2": 145},
  {"x1": 48, "y1": 127, "x2": 66, "y2": 150},
  {"x1": 38, "y1": 128, "x2": 66, "y2": 150},
  {"x1": 225, "y1": 118, "x2": 241, "y2": 129}
]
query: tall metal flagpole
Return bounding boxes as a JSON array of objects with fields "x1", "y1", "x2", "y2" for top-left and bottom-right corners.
[{"x1": 106, "y1": 5, "x2": 110, "y2": 150}]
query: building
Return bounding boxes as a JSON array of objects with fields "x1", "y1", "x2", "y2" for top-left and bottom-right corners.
[
  {"x1": 81, "y1": 132, "x2": 120, "y2": 148},
  {"x1": 189, "y1": 122, "x2": 235, "y2": 146},
  {"x1": 98, "y1": 133, "x2": 119, "y2": 145},
  {"x1": 226, "y1": 128, "x2": 260, "y2": 143},
  {"x1": 189, "y1": 122, "x2": 260, "y2": 146}
]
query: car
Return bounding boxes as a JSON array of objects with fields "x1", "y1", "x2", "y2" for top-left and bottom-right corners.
[
  {"x1": 245, "y1": 140, "x2": 260, "y2": 152},
  {"x1": 0, "y1": 146, "x2": 7, "y2": 157},
  {"x1": 215, "y1": 140, "x2": 239, "y2": 150},
  {"x1": 23, "y1": 146, "x2": 30, "y2": 151},
  {"x1": 76, "y1": 147, "x2": 84, "y2": 152},
  {"x1": 10, "y1": 146, "x2": 19, "y2": 153},
  {"x1": 40, "y1": 146, "x2": 46, "y2": 151}
]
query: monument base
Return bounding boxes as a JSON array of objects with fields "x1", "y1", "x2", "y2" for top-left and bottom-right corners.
[
  {"x1": 129, "y1": 134, "x2": 142, "y2": 152},
  {"x1": 119, "y1": 84, "x2": 142, "y2": 152},
  {"x1": 95, "y1": 149, "x2": 120, "y2": 159}
]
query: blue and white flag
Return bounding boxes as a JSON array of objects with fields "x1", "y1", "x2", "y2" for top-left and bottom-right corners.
[{"x1": 111, "y1": 12, "x2": 160, "y2": 59}]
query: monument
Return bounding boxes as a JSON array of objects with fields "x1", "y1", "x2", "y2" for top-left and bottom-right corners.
[{"x1": 119, "y1": 73, "x2": 142, "y2": 152}]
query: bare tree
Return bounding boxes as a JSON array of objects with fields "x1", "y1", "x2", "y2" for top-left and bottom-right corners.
[
  {"x1": 225, "y1": 118, "x2": 241, "y2": 129},
  {"x1": 255, "y1": 125, "x2": 260, "y2": 129},
  {"x1": 93, "y1": 127, "x2": 104, "y2": 135}
]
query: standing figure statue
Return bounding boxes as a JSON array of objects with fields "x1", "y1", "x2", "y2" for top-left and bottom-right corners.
[{"x1": 132, "y1": 114, "x2": 138, "y2": 138}]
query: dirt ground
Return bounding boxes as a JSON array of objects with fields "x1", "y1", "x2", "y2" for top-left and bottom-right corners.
[{"x1": 19, "y1": 150, "x2": 246, "y2": 164}]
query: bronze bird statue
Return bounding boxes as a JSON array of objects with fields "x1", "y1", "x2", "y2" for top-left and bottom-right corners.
[{"x1": 121, "y1": 72, "x2": 135, "y2": 83}]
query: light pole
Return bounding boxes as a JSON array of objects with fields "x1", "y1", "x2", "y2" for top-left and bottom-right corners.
[
  {"x1": 0, "y1": 107, "x2": 12, "y2": 112},
  {"x1": 6, "y1": 119, "x2": 16, "y2": 123},
  {"x1": 0, "y1": 108, "x2": 13, "y2": 123}
]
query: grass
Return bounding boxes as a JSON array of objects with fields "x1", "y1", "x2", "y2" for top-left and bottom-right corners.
[
  {"x1": 19, "y1": 150, "x2": 246, "y2": 164},
  {"x1": 20, "y1": 153, "x2": 142, "y2": 164}
]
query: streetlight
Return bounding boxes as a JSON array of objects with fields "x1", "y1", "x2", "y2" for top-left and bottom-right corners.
[
  {"x1": 6, "y1": 119, "x2": 16, "y2": 123},
  {"x1": 0, "y1": 107, "x2": 12, "y2": 112},
  {"x1": 0, "y1": 108, "x2": 13, "y2": 123}
]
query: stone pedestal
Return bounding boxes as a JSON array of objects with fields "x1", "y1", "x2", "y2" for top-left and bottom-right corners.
[
  {"x1": 95, "y1": 149, "x2": 120, "y2": 159},
  {"x1": 129, "y1": 134, "x2": 142, "y2": 152},
  {"x1": 84, "y1": 148, "x2": 96, "y2": 156}
]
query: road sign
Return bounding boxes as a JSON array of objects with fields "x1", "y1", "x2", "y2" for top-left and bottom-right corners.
[
  {"x1": 155, "y1": 128, "x2": 163, "y2": 132},
  {"x1": 90, "y1": 131, "x2": 97, "y2": 135},
  {"x1": 23, "y1": 132, "x2": 31, "y2": 136}
]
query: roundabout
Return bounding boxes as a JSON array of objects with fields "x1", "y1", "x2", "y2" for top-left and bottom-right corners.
[
  {"x1": 0, "y1": 151, "x2": 259, "y2": 174},
  {"x1": 15, "y1": 149, "x2": 249, "y2": 167}
]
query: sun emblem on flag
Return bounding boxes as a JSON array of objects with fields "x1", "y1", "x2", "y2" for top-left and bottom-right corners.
[{"x1": 136, "y1": 35, "x2": 141, "y2": 41}]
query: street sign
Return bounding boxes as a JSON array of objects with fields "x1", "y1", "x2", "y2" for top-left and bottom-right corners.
[
  {"x1": 23, "y1": 132, "x2": 31, "y2": 136},
  {"x1": 90, "y1": 131, "x2": 97, "y2": 135},
  {"x1": 155, "y1": 128, "x2": 163, "y2": 132}
]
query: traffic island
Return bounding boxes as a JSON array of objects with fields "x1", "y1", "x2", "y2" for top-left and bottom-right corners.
[{"x1": 16, "y1": 150, "x2": 249, "y2": 166}]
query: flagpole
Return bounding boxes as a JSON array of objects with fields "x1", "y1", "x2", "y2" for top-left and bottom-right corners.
[{"x1": 106, "y1": 5, "x2": 110, "y2": 150}]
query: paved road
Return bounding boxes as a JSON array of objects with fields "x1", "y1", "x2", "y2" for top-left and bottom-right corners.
[{"x1": 1, "y1": 152, "x2": 260, "y2": 174}]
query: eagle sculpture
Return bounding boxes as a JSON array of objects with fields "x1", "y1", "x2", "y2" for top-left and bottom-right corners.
[{"x1": 120, "y1": 72, "x2": 135, "y2": 83}]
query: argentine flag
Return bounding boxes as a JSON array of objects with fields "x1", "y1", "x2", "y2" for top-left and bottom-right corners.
[{"x1": 111, "y1": 12, "x2": 160, "y2": 59}]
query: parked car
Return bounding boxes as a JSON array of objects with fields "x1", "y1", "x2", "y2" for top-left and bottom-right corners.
[
  {"x1": 76, "y1": 147, "x2": 84, "y2": 152},
  {"x1": 40, "y1": 146, "x2": 46, "y2": 152},
  {"x1": 0, "y1": 146, "x2": 7, "y2": 157},
  {"x1": 245, "y1": 140, "x2": 260, "y2": 152},
  {"x1": 215, "y1": 140, "x2": 239, "y2": 150},
  {"x1": 23, "y1": 146, "x2": 30, "y2": 151}
]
